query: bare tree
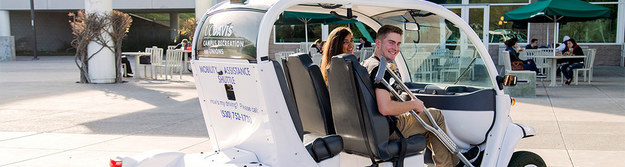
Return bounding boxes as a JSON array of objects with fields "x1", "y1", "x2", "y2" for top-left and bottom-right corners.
[{"x1": 69, "y1": 10, "x2": 132, "y2": 83}]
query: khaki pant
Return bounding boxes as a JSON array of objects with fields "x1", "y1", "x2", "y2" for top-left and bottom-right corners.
[{"x1": 390, "y1": 108, "x2": 458, "y2": 167}]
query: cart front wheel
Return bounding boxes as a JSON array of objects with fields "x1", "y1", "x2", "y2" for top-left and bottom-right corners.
[{"x1": 508, "y1": 151, "x2": 546, "y2": 167}]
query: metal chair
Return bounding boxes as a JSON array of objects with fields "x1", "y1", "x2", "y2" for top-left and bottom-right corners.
[
  {"x1": 149, "y1": 47, "x2": 164, "y2": 79},
  {"x1": 521, "y1": 49, "x2": 549, "y2": 74},
  {"x1": 358, "y1": 47, "x2": 374, "y2": 63},
  {"x1": 137, "y1": 47, "x2": 156, "y2": 78},
  {"x1": 411, "y1": 52, "x2": 437, "y2": 82},
  {"x1": 164, "y1": 49, "x2": 184, "y2": 80},
  {"x1": 573, "y1": 49, "x2": 596, "y2": 85}
]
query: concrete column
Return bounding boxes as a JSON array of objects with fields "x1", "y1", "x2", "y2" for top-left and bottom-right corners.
[
  {"x1": 0, "y1": 11, "x2": 10, "y2": 36},
  {"x1": 85, "y1": 0, "x2": 115, "y2": 83},
  {"x1": 195, "y1": 0, "x2": 211, "y2": 21},
  {"x1": 196, "y1": 0, "x2": 224, "y2": 21},
  {"x1": 170, "y1": 12, "x2": 179, "y2": 42},
  {"x1": 322, "y1": 24, "x2": 329, "y2": 40}
]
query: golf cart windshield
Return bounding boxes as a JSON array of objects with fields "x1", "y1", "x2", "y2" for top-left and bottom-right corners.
[
  {"x1": 375, "y1": 10, "x2": 493, "y2": 88},
  {"x1": 195, "y1": 9, "x2": 265, "y2": 62}
]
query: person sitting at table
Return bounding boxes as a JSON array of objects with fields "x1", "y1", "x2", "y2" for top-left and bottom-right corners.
[
  {"x1": 358, "y1": 37, "x2": 372, "y2": 50},
  {"x1": 559, "y1": 38, "x2": 585, "y2": 85},
  {"x1": 556, "y1": 36, "x2": 570, "y2": 52},
  {"x1": 310, "y1": 39, "x2": 322, "y2": 54},
  {"x1": 121, "y1": 56, "x2": 133, "y2": 77},
  {"x1": 526, "y1": 38, "x2": 539, "y2": 49},
  {"x1": 176, "y1": 39, "x2": 191, "y2": 50},
  {"x1": 505, "y1": 38, "x2": 544, "y2": 77}
]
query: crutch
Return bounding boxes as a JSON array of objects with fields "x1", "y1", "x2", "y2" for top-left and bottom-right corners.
[{"x1": 374, "y1": 56, "x2": 474, "y2": 167}]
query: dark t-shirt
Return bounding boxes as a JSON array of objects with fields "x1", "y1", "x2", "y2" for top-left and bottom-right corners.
[
  {"x1": 525, "y1": 44, "x2": 538, "y2": 49},
  {"x1": 361, "y1": 55, "x2": 402, "y2": 94}
]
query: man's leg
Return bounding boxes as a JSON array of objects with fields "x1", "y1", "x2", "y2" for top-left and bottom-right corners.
[
  {"x1": 391, "y1": 108, "x2": 458, "y2": 167},
  {"x1": 122, "y1": 57, "x2": 133, "y2": 74}
]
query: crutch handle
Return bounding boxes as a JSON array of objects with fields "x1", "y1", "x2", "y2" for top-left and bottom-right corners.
[{"x1": 374, "y1": 56, "x2": 388, "y2": 84}]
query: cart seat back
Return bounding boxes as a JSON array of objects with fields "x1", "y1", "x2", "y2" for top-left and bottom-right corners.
[
  {"x1": 283, "y1": 53, "x2": 335, "y2": 135},
  {"x1": 326, "y1": 54, "x2": 426, "y2": 161}
]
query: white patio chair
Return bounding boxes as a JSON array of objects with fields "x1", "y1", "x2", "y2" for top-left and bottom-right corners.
[
  {"x1": 137, "y1": 47, "x2": 156, "y2": 78},
  {"x1": 439, "y1": 53, "x2": 460, "y2": 82},
  {"x1": 521, "y1": 49, "x2": 549, "y2": 74},
  {"x1": 149, "y1": 47, "x2": 164, "y2": 79},
  {"x1": 411, "y1": 52, "x2": 437, "y2": 82},
  {"x1": 502, "y1": 51, "x2": 536, "y2": 97},
  {"x1": 358, "y1": 47, "x2": 374, "y2": 63},
  {"x1": 311, "y1": 53, "x2": 323, "y2": 65},
  {"x1": 163, "y1": 49, "x2": 184, "y2": 80},
  {"x1": 275, "y1": 51, "x2": 295, "y2": 69},
  {"x1": 573, "y1": 49, "x2": 596, "y2": 85},
  {"x1": 458, "y1": 49, "x2": 476, "y2": 80}
]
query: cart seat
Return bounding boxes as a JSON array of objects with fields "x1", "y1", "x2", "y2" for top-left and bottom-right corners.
[
  {"x1": 283, "y1": 53, "x2": 335, "y2": 135},
  {"x1": 326, "y1": 54, "x2": 426, "y2": 162},
  {"x1": 273, "y1": 60, "x2": 342, "y2": 163}
]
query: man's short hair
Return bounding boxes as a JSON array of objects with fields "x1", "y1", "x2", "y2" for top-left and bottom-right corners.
[
  {"x1": 376, "y1": 25, "x2": 403, "y2": 40},
  {"x1": 531, "y1": 39, "x2": 538, "y2": 43}
]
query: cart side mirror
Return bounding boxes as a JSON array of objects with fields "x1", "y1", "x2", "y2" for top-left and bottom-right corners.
[
  {"x1": 496, "y1": 75, "x2": 517, "y2": 90},
  {"x1": 405, "y1": 22, "x2": 420, "y2": 31}
]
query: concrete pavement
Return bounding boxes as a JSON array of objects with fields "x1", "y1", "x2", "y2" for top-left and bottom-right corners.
[{"x1": 1, "y1": 56, "x2": 624, "y2": 166}]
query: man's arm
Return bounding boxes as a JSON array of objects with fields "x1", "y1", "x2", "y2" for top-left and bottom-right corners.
[{"x1": 375, "y1": 88, "x2": 424, "y2": 116}]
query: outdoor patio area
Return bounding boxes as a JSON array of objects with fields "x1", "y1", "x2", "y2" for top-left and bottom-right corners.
[{"x1": 0, "y1": 56, "x2": 624, "y2": 166}]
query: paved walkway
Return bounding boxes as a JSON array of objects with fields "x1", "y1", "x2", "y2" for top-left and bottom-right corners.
[{"x1": 1, "y1": 56, "x2": 624, "y2": 166}]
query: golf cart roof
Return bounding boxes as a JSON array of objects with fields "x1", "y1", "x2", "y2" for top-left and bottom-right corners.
[{"x1": 193, "y1": 0, "x2": 499, "y2": 88}]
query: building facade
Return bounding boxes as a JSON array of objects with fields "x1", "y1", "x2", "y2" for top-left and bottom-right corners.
[{"x1": 1, "y1": 0, "x2": 624, "y2": 66}]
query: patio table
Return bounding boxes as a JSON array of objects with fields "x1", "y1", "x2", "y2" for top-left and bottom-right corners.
[
  {"x1": 181, "y1": 50, "x2": 193, "y2": 73},
  {"x1": 122, "y1": 51, "x2": 152, "y2": 79},
  {"x1": 524, "y1": 55, "x2": 585, "y2": 86}
]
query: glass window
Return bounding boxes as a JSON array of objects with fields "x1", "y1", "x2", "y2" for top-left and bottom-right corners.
[
  {"x1": 470, "y1": 0, "x2": 528, "y2": 3},
  {"x1": 375, "y1": 11, "x2": 494, "y2": 88},
  {"x1": 196, "y1": 10, "x2": 264, "y2": 62},
  {"x1": 489, "y1": 5, "x2": 528, "y2": 43},
  {"x1": 329, "y1": 23, "x2": 377, "y2": 43},
  {"x1": 559, "y1": 4, "x2": 618, "y2": 43},
  {"x1": 586, "y1": 0, "x2": 618, "y2": 2},
  {"x1": 274, "y1": 24, "x2": 322, "y2": 43},
  {"x1": 429, "y1": 0, "x2": 462, "y2": 4}
]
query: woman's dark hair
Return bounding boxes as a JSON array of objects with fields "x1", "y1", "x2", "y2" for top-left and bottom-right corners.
[
  {"x1": 320, "y1": 27, "x2": 352, "y2": 83},
  {"x1": 504, "y1": 38, "x2": 518, "y2": 47},
  {"x1": 566, "y1": 38, "x2": 577, "y2": 46}
]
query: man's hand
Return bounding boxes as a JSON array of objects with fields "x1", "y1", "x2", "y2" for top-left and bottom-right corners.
[{"x1": 407, "y1": 99, "x2": 425, "y2": 114}]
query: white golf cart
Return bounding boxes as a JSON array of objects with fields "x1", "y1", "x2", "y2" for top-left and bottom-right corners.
[{"x1": 113, "y1": 0, "x2": 545, "y2": 166}]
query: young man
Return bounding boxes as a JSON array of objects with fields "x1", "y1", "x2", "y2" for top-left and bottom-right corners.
[
  {"x1": 526, "y1": 38, "x2": 539, "y2": 49},
  {"x1": 361, "y1": 25, "x2": 458, "y2": 167}
]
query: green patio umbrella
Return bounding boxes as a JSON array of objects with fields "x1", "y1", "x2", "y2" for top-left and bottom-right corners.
[
  {"x1": 276, "y1": 11, "x2": 358, "y2": 53},
  {"x1": 504, "y1": 0, "x2": 610, "y2": 54}
]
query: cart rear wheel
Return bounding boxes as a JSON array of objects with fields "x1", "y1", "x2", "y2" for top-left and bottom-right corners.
[{"x1": 508, "y1": 151, "x2": 545, "y2": 167}]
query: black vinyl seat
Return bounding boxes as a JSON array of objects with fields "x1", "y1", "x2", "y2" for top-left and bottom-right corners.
[
  {"x1": 274, "y1": 57, "x2": 342, "y2": 163},
  {"x1": 326, "y1": 54, "x2": 426, "y2": 163},
  {"x1": 283, "y1": 53, "x2": 335, "y2": 135}
]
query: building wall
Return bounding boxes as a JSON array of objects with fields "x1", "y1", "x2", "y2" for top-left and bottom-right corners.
[
  {"x1": 8, "y1": 10, "x2": 172, "y2": 53},
  {"x1": 268, "y1": 29, "x2": 299, "y2": 59},
  {"x1": 122, "y1": 15, "x2": 172, "y2": 51},
  {"x1": 10, "y1": 11, "x2": 73, "y2": 52}
]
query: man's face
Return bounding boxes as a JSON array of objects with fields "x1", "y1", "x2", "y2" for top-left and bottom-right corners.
[
  {"x1": 375, "y1": 32, "x2": 402, "y2": 61},
  {"x1": 532, "y1": 41, "x2": 538, "y2": 46}
]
